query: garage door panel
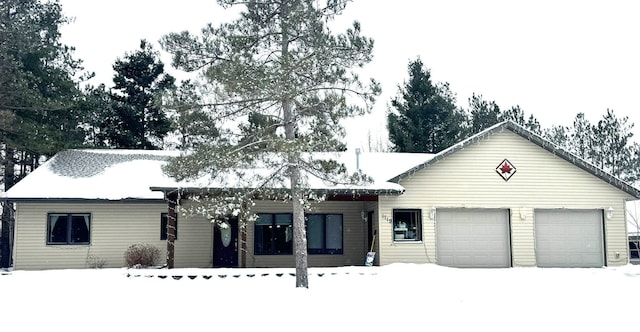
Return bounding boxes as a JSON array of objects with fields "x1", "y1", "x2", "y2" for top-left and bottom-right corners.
[
  {"x1": 437, "y1": 209, "x2": 511, "y2": 268},
  {"x1": 534, "y1": 209, "x2": 604, "y2": 268}
]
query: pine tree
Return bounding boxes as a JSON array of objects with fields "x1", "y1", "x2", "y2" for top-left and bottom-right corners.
[
  {"x1": 500, "y1": 106, "x2": 525, "y2": 125},
  {"x1": 387, "y1": 58, "x2": 465, "y2": 153},
  {"x1": 564, "y1": 111, "x2": 638, "y2": 182},
  {"x1": 109, "y1": 40, "x2": 175, "y2": 149},
  {"x1": 500, "y1": 105, "x2": 541, "y2": 134},
  {"x1": 544, "y1": 125, "x2": 570, "y2": 149},
  {"x1": 468, "y1": 93, "x2": 501, "y2": 134},
  {"x1": 525, "y1": 114, "x2": 542, "y2": 135},
  {"x1": 594, "y1": 109, "x2": 634, "y2": 179},
  {"x1": 161, "y1": 0, "x2": 379, "y2": 288},
  {"x1": 569, "y1": 113, "x2": 593, "y2": 160},
  {"x1": 0, "y1": 0, "x2": 85, "y2": 267},
  {"x1": 163, "y1": 80, "x2": 216, "y2": 150},
  {"x1": 79, "y1": 84, "x2": 117, "y2": 147}
]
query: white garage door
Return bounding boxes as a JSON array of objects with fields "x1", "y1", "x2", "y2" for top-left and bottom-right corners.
[
  {"x1": 437, "y1": 209, "x2": 511, "y2": 268},
  {"x1": 534, "y1": 209, "x2": 604, "y2": 267}
]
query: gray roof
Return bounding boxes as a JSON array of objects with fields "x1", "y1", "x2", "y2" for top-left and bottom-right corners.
[{"x1": 48, "y1": 150, "x2": 169, "y2": 178}]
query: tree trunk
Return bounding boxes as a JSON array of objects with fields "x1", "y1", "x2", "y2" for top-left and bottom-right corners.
[
  {"x1": 280, "y1": 1, "x2": 308, "y2": 288},
  {"x1": 291, "y1": 166, "x2": 308, "y2": 288},
  {"x1": 1, "y1": 146, "x2": 15, "y2": 268},
  {"x1": 284, "y1": 95, "x2": 308, "y2": 287}
]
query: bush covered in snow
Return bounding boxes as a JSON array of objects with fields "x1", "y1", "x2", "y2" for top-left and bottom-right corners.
[{"x1": 125, "y1": 243, "x2": 161, "y2": 268}]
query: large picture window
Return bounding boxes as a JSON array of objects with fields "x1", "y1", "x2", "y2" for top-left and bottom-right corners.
[
  {"x1": 393, "y1": 209, "x2": 421, "y2": 241},
  {"x1": 254, "y1": 213, "x2": 293, "y2": 255},
  {"x1": 307, "y1": 214, "x2": 343, "y2": 254},
  {"x1": 47, "y1": 213, "x2": 91, "y2": 245},
  {"x1": 161, "y1": 213, "x2": 178, "y2": 240}
]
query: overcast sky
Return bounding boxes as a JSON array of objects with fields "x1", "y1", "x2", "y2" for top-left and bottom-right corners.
[{"x1": 59, "y1": 0, "x2": 640, "y2": 151}]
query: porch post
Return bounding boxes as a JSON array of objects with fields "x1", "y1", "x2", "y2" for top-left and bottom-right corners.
[
  {"x1": 240, "y1": 201, "x2": 248, "y2": 268},
  {"x1": 241, "y1": 225, "x2": 247, "y2": 267},
  {"x1": 166, "y1": 191, "x2": 179, "y2": 269}
]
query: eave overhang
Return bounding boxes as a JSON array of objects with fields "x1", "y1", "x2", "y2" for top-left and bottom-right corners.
[{"x1": 389, "y1": 121, "x2": 640, "y2": 199}]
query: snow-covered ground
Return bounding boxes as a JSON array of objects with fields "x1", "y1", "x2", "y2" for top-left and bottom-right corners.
[{"x1": 1, "y1": 264, "x2": 639, "y2": 331}]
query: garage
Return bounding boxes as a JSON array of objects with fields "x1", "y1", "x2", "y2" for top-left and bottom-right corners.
[
  {"x1": 534, "y1": 209, "x2": 604, "y2": 267},
  {"x1": 436, "y1": 209, "x2": 511, "y2": 268}
]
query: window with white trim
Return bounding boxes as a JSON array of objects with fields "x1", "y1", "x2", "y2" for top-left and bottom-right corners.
[
  {"x1": 47, "y1": 213, "x2": 91, "y2": 245},
  {"x1": 392, "y1": 209, "x2": 421, "y2": 241}
]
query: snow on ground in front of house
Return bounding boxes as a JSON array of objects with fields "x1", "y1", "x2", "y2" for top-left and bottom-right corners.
[{"x1": 1, "y1": 263, "x2": 639, "y2": 331}]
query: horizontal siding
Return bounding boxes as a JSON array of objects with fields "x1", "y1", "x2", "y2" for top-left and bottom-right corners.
[
  {"x1": 13, "y1": 202, "x2": 168, "y2": 270},
  {"x1": 510, "y1": 209, "x2": 535, "y2": 266},
  {"x1": 378, "y1": 131, "x2": 633, "y2": 267},
  {"x1": 244, "y1": 200, "x2": 369, "y2": 268},
  {"x1": 14, "y1": 200, "x2": 369, "y2": 270},
  {"x1": 171, "y1": 207, "x2": 213, "y2": 268},
  {"x1": 13, "y1": 201, "x2": 214, "y2": 270}
]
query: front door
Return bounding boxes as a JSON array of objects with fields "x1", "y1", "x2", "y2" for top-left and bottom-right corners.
[{"x1": 213, "y1": 218, "x2": 239, "y2": 267}]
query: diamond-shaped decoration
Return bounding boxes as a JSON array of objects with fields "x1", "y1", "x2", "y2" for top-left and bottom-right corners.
[{"x1": 496, "y1": 159, "x2": 516, "y2": 181}]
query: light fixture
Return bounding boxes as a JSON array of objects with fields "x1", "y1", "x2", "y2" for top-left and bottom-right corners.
[
  {"x1": 361, "y1": 210, "x2": 367, "y2": 222},
  {"x1": 606, "y1": 207, "x2": 614, "y2": 220},
  {"x1": 429, "y1": 206, "x2": 436, "y2": 220},
  {"x1": 519, "y1": 208, "x2": 526, "y2": 220}
]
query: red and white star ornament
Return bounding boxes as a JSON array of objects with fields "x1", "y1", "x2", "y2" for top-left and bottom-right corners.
[{"x1": 496, "y1": 159, "x2": 516, "y2": 181}]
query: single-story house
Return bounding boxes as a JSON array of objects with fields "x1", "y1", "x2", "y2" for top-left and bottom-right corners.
[{"x1": 2, "y1": 120, "x2": 639, "y2": 270}]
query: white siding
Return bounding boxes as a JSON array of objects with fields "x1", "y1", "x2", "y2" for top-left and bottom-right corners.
[{"x1": 377, "y1": 130, "x2": 633, "y2": 267}]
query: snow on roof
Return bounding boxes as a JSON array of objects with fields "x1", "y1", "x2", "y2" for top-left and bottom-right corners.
[{"x1": 1, "y1": 149, "x2": 434, "y2": 201}]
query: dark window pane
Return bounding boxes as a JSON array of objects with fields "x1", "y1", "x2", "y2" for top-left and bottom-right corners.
[
  {"x1": 630, "y1": 241, "x2": 640, "y2": 259},
  {"x1": 255, "y1": 213, "x2": 292, "y2": 255},
  {"x1": 47, "y1": 213, "x2": 91, "y2": 245},
  {"x1": 255, "y1": 224, "x2": 273, "y2": 254},
  {"x1": 275, "y1": 214, "x2": 292, "y2": 225},
  {"x1": 273, "y1": 223, "x2": 292, "y2": 254},
  {"x1": 307, "y1": 215, "x2": 324, "y2": 250},
  {"x1": 306, "y1": 214, "x2": 343, "y2": 255},
  {"x1": 49, "y1": 214, "x2": 67, "y2": 244},
  {"x1": 326, "y1": 215, "x2": 343, "y2": 252},
  {"x1": 161, "y1": 213, "x2": 177, "y2": 240},
  {"x1": 71, "y1": 215, "x2": 90, "y2": 243},
  {"x1": 256, "y1": 214, "x2": 273, "y2": 225}
]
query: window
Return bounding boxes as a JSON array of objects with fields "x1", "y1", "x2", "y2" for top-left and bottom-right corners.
[
  {"x1": 47, "y1": 213, "x2": 90, "y2": 245},
  {"x1": 393, "y1": 209, "x2": 422, "y2": 241},
  {"x1": 254, "y1": 213, "x2": 293, "y2": 255},
  {"x1": 161, "y1": 213, "x2": 178, "y2": 240},
  {"x1": 307, "y1": 214, "x2": 343, "y2": 254},
  {"x1": 630, "y1": 240, "x2": 640, "y2": 260}
]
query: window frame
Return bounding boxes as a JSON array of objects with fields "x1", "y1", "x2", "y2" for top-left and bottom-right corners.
[
  {"x1": 46, "y1": 213, "x2": 91, "y2": 245},
  {"x1": 306, "y1": 214, "x2": 344, "y2": 255},
  {"x1": 161, "y1": 213, "x2": 178, "y2": 240},
  {"x1": 254, "y1": 213, "x2": 293, "y2": 255},
  {"x1": 392, "y1": 209, "x2": 422, "y2": 242},
  {"x1": 630, "y1": 240, "x2": 640, "y2": 260}
]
